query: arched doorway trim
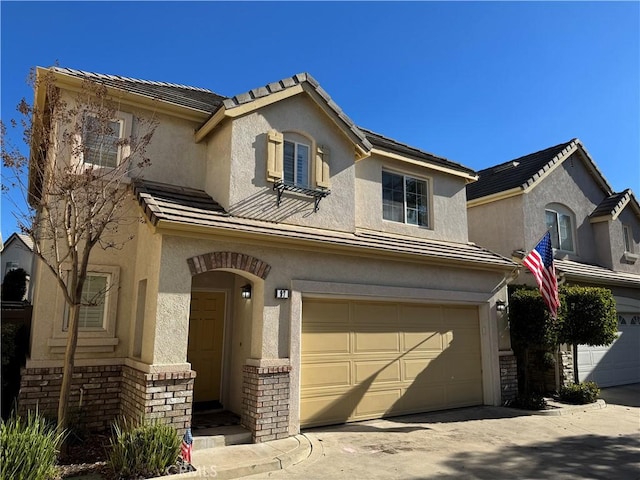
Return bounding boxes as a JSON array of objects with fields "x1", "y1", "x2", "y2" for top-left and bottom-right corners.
[{"x1": 187, "y1": 251, "x2": 271, "y2": 279}]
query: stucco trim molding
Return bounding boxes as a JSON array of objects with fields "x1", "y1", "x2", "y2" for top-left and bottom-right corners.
[{"x1": 187, "y1": 251, "x2": 271, "y2": 279}]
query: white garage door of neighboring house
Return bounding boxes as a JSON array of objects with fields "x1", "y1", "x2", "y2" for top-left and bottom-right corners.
[
  {"x1": 577, "y1": 313, "x2": 640, "y2": 387},
  {"x1": 300, "y1": 299, "x2": 483, "y2": 428}
]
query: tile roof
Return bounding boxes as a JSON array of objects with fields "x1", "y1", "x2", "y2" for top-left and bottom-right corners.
[
  {"x1": 361, "y1": 127, "x2": 477, "y2": 176},
  {"x1": 467, "y1": 140, "x2": 577, "y2": 201},
  {"x1": 51, "y1": 67, "x2": 226, "y2": 113},
  {"x1": 133, "y1": 180, "x2": 516, "y2": 270},
  {"x1": 555, "y1": 259, "x2": 640, "y2": 288},
  {"x1": 590, "y1": 189, "x2": 636, "y2": 220},
  {"x1": 220, "y1": 72, "x2": 372, "y2": 151}
]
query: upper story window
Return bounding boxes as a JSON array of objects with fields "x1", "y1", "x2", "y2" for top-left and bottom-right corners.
[
  {"x1": 545, "y1": 204, "x2": 575, "y2": 252},
  {"x1": 283, "y1": 139, "x2": 310, "y2": 187},
  {"x1": 80, "y1": 111, "x2": 132, "y2": 169},
  {"x1": 382, "y1": 171, "x2": 429, "y2": 227},
  {"x1": 623, "y1": 225, "x2": 634, "y2": 253}
]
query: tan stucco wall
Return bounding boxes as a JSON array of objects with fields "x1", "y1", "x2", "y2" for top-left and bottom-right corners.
[
  {"x1": 468, "y1": 194, "x2": 525, "y2": 257},
  {"x1": 224, "y1": 94, "x2": 357, "y2": 232},
  {"x1": 357, "y1": 154, "x2": 470, "y2": 242},
  {"x1": 204, "y1": 120, "x2": 233, "y2": 210}
]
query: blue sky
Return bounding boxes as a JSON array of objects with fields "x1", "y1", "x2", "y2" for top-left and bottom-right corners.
[{"x1": 1, "y1": 1, "x2": 639, "y2": 239}]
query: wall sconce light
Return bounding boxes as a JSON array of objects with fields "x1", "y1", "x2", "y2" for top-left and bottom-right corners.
[
  {"x1": 496, "y1": 300, "x2": 507, "y2": 312},
  {"x1": 241, "y1": 284, "x2": 252, "y2": 299}
]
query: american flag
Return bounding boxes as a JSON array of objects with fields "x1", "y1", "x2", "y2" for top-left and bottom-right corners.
[
  {"x1": 522, "y1": 232, "x2": 560, "y2": 318},
  {"x1": 181, "y1": 428, "x2": 193, "y2": 463}
]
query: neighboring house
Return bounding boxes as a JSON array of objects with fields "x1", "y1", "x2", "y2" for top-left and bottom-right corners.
[
  {"x1": 467, "y1": 139, "x2": 640, "y2": 388},
  {"x1": 22, "y1": 67, "x2": 517, "y2": 442},
  {"x1": 1, "y1": 233, "x2": 35, "y2": 302}
]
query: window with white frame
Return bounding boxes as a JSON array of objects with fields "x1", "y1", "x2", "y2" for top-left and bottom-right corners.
[
  {"x1": 623, "y1": 225, "x2": 634, "y2": 253},
  {"x1": 382, "y1": 171, "x2": 429, "y2": 227},
  {"x1": 81, "y1": 112, "x2": 132, "y2": 168},
  {"x1": 266, "y1": 130, "x2": 330, "y2": 190},
  {"x1": 64, "y1": 273, "x2": 110, "y2": 330},
  {"x1": 545, "y1": 204, "x2": 575, "y2": 252}
]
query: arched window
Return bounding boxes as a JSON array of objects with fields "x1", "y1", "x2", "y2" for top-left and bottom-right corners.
[{"x1": 545, "y1": 203, "x2": 576, "y2": 252}]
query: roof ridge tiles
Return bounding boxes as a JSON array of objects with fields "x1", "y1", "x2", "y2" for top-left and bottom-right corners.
[{"x1": 53, "y1": 66, "x2": 219, "y2": 94}]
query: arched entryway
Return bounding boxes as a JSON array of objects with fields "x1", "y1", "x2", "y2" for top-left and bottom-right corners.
[{"x1": 186, "y1": 252, "x2": 271, "y2": 418}]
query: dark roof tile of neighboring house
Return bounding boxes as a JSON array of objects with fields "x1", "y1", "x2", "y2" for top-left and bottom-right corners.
[
  {"x1": 133, "y1": 180, "x2": 516, "y2": 270},
  {"x1": 360, "y1": 128, "x2": 477, "y2": 176},
  {"x1": 555, "y1": 259, "x2": 640, "y2": 287},
  {"x1": 590, "y1": 189, "x2": 635, "y2": 219},
  {"x1": 52, "y1": 67, "x2": 226, "y2": 113},
  {"x1": 467, "y1": 140, "x2": 577, "y2": 201}
]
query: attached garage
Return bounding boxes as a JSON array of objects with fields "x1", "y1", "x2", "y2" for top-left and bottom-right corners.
[
  {"x1": 577, "y1": 312, "x2": 640, "y2": 387},
  {"x1": 300, "y1": 298, "x2": 483, "y2": 428}
]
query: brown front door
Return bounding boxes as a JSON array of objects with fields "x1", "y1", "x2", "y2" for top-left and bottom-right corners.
[{"x1": 188, "y1": 291, "x2": 225, "y2": 403}]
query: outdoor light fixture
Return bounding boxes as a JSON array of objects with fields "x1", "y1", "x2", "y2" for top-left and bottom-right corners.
[
  {"x1": 496, "y1": 300, "x2": 507, "y2": 312},
  {"x1": 241, "y1": 284, "x2": 252, "y2": 299}
]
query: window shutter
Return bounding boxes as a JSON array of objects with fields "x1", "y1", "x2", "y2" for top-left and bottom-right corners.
[
  {"x1": 315, "y1": 145, "x2": 330, "y2": 189},
  {"x1": 267, "y1": 130, "x2": 284, "y2": 181}
]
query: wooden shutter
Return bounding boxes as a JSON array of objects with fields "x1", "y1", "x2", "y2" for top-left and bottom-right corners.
[
  {"x1": 267, "y1": 130, "x2": 284, "y2": 181},
  {"x1": 315, "y1": 145, "x2": 330, "y2": 189}
]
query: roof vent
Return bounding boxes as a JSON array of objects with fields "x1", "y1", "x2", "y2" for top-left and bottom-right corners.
[{"x1": 492, "y1": 161, "x2": 520, "y2": 173}]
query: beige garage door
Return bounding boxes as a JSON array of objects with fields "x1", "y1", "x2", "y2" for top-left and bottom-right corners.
[{"x1": 301, "y1": 299, "x2": 483, "y2": 428}]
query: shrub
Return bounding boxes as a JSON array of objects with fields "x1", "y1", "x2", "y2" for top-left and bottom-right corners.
[
  {"x1": 1, "y1": 267, "x2": 28, "y2": 301},
  {"x1": 559, "y1": 381, "x2": 600, "y2": 404},
  {"x1": 108, "y1": 417, "x2": 181, "y2": 478},
  {"x1": 0, "y1": 410, "x2": 66, "y2": 480},
  {"x1": 507, "y1": 393, "x2": 548, "y2": 411}
]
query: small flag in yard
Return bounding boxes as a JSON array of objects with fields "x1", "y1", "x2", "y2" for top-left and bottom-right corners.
[
  {"x1": 522, "y1": 231, "x2": 560, "y2": 318},
  {"x1": 181, "y1": 428, "x2": 193, "y2": 463}
]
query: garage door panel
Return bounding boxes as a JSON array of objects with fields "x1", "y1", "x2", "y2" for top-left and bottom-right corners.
[
  {"x1": 301, "y1": 361, "x2": 351, "y2": 389},
  {"x1": 355, "y1": 360, "x2": 401, "y2": 383},
  {"x1": 401, "y1": 385, "x2": 447, "y2": 411},
  {"x1": 303, "y1": 300, "x2": 350, "y2": 324},
  {"x1": 353, "y1": 303, "x2": 397, "y2": 326},
  {"x1": 355, "y1": 389, "x2": 402, "y2": 418},
  {"x1": 446, "y1": 382, "x2": 483, "y2": 406},
  {"x1": 403, "y1": 331, "x2": 444, "y2": 351},
  {"x1": 399, "y1": 305, "x2": 443, "y2": 324},
  {"x1": 403, "y1": 358, "x2": 446, "y2": 383},
  {"x1": 301, "y1": 299, "x2": 482, "y2": 428},
  {"x1": 354, "y1": 331, "x2": 400, "y2": 353},
  {"x1": 303, "y1": 331, "x2": 350, "y2": 355}
]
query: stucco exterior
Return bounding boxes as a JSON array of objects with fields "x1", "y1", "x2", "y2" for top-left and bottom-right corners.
[{"x1": 21, "y1": 67, "x2": 517, "y2": 441}]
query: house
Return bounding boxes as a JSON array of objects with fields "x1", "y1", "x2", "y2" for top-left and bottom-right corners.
[
  {"x1": 467, "y1": 139, "x2": 640, "y2": 388},
  {"x1": 20, "y1": 67, "x2": 517, "y2": 442},
  {"x1": 1, "y1": 232, "x2": 35, "y2": 302}
]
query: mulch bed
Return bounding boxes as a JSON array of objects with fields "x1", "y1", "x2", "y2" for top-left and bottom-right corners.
[{"x1": 55, "y1": 432, "x2": 111, "y2": 479}]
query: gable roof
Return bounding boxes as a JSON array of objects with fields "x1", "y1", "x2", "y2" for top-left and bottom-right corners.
[
  {"x1": 2, "y1": 233, "x2": 34, "y2": 252},
  {"x1": 466, "y1": 138, "x2": 615, "y2": 205},
  {"x1": 49, "y1": 67, "x2": 226, "y2": 113},
  {"x1": 590, "y1": 189, "x2": 640, "y2": 222},
  {"x1": 43, "y1": 67, "x2": 477, "y2": 178},
  {"x1": 133, "y1": 179, "x2": 516, "y2": 271}
]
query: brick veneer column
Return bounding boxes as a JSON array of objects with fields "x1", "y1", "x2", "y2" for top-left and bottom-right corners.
[
  {"x1": 499, "y1": 353, "x2": 518, "y2": 403},
  {"x1": 242, "y1": 364, "x2": 291, "y2": 443},
  {"x1": 120, "y1": 365, "x2": 196, "y2": 436},
  {"x1": 18, "y1": 365, "x2": 122, "y2": 431}
]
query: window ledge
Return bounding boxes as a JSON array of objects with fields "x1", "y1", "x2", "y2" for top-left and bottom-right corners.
[
  {"x1": 623, "y1": 251, "x2": 639, "y2": 264},
  {"x1": 272, "y1": 180, "x2": 330, "y2": 212},
  {"x1": 48, "y1": 336, "x2": 119, "y2": 354}
]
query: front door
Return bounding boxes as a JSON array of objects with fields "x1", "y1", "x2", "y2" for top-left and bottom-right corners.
[{"x1": 188, "y1": 291, "x2": 225, "y2": 404}]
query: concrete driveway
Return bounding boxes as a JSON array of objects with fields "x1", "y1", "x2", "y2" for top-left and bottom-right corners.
[{"x1": 249, "y1": 384, "x2": 639, "y2": 479}]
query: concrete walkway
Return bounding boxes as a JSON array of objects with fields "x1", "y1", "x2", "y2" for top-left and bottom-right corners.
[{"x1": 168, "y1": 384, "x2": 640, "y2": 479}]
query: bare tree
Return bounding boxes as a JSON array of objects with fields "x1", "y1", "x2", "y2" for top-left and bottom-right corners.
[{"x1": 1, "y1": 67, "x2": 157, "y2": 434}]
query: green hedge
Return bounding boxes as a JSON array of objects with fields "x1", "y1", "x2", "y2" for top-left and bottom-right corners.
[{"x1": 559, "y1": 381, "x2": 600, "y2": 404}]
